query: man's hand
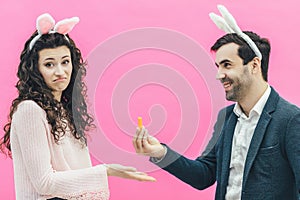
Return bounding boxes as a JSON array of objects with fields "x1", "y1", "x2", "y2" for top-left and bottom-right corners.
[
  {"x1": 105, "y1": 164, "x2": 156, "y2": 182},
  {"x1": 132, "y1": 127, "x2": 166, "y2": 159}
]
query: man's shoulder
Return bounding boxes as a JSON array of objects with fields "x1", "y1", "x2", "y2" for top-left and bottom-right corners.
[
  {"x1": 215, "y1": 104, "x2": 236, "y2": 125},
  {"x1": 269, "y1": 87, "x2": 300, "y2": 118},
  {"x1": 219, "y1": 104, "x2": 235, "y2": 115},
  {"x1": 277, "y1": 95, "x2": 300, "y2": 114}
]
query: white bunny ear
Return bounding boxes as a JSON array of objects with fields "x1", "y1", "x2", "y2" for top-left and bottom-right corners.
[
  {"x1": 210, "y1": 4, "x2": 262, "y2": 60},
  {"x1": 218, "y1": 5, "x2": 262, "y2": 59},
  {"x1": 54, "y1": 17, "x2": 79, "y2": 35},
  {"x1": 209, "y1": 12, "x2": 234, "y2": 33},
  {"x1": 36, "y1": 13, "x2": 55, "y2": 34},
  {"x1": 217, "y1": 5, "x2": 242, "y2": 34}
]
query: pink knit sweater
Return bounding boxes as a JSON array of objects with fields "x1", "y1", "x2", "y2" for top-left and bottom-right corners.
[{"x1": 10, "y1": 100, "x2": 110, "y2": 200}]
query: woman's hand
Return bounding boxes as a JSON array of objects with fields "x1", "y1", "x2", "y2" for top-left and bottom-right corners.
[{"x1": 105, "y1": 164, "x2": 156, "y2": 182}]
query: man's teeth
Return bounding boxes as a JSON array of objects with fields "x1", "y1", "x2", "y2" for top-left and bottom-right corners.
[{"x1": 224, "y1": 82, "x2": 231, "y2": 88}]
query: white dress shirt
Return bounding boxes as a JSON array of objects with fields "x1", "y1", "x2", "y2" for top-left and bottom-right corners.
[{"x1": 225, "y1": 85, "x2": 271, "y2": 200}]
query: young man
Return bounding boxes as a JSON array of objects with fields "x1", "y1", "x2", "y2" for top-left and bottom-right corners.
[{"x1": 133, "y1": 31, "x2": 300, "y2": 200}]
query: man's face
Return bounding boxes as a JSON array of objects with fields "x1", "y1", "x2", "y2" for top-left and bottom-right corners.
[{"x1": 215, "y1": 43, "x2": 253, "y2": 102}]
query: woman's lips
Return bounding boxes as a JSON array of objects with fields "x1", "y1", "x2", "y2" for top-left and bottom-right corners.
[{"x1": 53, "y1": 77, "x2": 67, "y2": 82}]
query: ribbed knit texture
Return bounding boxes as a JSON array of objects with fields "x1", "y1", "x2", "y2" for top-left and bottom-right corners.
[{"x1": 10, "y1": 100, "x2": 109, "y2": 200}]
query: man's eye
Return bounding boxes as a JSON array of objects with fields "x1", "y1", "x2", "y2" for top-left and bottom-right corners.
[{"x1": 224, "y1": 63, "x2": 230, "y2": 68}]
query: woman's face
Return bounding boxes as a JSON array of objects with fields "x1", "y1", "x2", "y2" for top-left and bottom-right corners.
[{"x1": 38, "y1": 45, "x2": 73, "y2": 101}]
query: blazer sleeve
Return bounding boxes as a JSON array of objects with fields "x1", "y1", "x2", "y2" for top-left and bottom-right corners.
[
  {"x1": 151, "y1": 107, "x2": 228, "y2": 190},
  {"x1": 11, "y1": 101, "x2": 109, "y2": 199},
  {"x1": 284, "y1": 111, "x2": 300, "y2": 196}
]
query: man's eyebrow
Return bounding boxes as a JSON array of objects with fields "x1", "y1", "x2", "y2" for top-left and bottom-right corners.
[{"x1": 215, "y1": 59, "x2": 232, "y2": 67}]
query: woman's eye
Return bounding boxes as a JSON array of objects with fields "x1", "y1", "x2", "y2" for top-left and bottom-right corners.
[
  {"x1": 62, "y1": 60, "x2": 70, "y2": 65},
  {"x1": 44, "y1": 62, "x2": 54, "y2": 67}
]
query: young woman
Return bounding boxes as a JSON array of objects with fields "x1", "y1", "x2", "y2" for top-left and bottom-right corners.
[{"x1": 0, "y1": 13, "x2": 154, "y2": 200}]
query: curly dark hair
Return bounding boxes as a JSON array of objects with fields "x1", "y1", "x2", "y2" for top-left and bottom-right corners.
[{"x1": 0, "y1": 31, "x2": 95, "y2": 156}]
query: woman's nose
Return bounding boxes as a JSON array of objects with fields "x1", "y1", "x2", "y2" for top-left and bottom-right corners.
[{"x1": 54, "y1": 64, "x2": 64, "y2": 75}]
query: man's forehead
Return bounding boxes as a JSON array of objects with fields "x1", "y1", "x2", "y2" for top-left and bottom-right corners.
[{"x1": 215, "y1": 43, "x2": 240, "y2": 63}]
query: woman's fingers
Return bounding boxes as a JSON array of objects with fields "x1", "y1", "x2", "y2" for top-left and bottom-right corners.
[{"x1": 127, "y1": 171, "x2": 156, "y2": 182}]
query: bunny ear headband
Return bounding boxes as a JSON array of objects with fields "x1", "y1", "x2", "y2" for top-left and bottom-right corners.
[
  {"x1": 209, "y1": 5, "x2": 262, "y2": 60},
  {"x1": 29, "y1": 13, "x2": 80, "y2": 50}
]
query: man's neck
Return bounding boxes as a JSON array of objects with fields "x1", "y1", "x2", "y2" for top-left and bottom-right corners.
[{"x1": 238, "y1": 82, "x2": 268, "y2": 117}]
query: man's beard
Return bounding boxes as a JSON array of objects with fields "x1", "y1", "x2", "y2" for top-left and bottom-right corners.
[
  {"x1": 225, "y1": 79, "x2": 243, "y2": 102},
  {"x1": 223, "y1": 67, "x2": 252, "y2": 102},
  {"x1": 225, "y1": 75, "x2": 251, "y2": 102}
]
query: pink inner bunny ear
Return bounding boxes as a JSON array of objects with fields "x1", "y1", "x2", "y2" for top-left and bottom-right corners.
[
  {"x1": 54, "y1": 17, "x2": 79, "y2": 35},
  {"x1": 36, "y1": 13, "x2": 55, "y2": 34}
]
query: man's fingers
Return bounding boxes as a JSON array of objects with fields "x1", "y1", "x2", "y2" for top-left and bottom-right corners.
[
  {"x1": 132, "y1": 127, "x2": 140, "y2": 152},
  {"x1": 133, "y1": 127, "x2": 156, "y2": 156},
  {"x1": 141, "y1": 128, "x2": 147, "y2": 146},
  {"x1": 134, "y1": 127, "x2": 142, "y2": 142},
  {"x1": 135, "y1": 127, "x2": 144, "y2": 150},
  {"x1": 142, "y1": 130, "x2": 152, "y2": 149}
]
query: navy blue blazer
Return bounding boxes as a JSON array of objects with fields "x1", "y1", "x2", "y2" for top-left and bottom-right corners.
[{"x1": 153, "y1": 88, "x2": 300, "y2": 200}]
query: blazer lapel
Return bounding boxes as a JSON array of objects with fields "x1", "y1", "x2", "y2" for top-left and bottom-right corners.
[
  {"x1": 220, "y1": 112, "x2": 237, "y2": 195},
  {"x1": 242, "y1": 88, "x2": 279, "y2": 188}
]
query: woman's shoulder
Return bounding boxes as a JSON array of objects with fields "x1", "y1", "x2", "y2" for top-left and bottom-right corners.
[{"x1": 14, "y1": 100, "x2": 45, "y2": 116}]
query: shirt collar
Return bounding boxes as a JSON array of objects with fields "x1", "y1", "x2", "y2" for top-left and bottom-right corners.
[{"x1": 233, "y1": 85, "x2": 271, "y2": 118}]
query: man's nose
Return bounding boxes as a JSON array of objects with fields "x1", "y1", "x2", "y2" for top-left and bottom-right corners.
[{"x1": 216, "y1": 68, "x2": 226, "y2": 80}]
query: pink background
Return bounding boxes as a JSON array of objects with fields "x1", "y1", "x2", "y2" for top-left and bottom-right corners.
[{"x1": 1, "y1": 0, "x2": 300, "y2": 199}]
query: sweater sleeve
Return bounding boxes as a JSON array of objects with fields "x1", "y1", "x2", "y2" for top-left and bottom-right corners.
[{"x1": 11, "y1": 100, "x2": 109, "y2": 199}]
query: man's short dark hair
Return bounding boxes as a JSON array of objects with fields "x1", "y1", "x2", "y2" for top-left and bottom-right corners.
[{"x1": 211, "y1": 31, "x2": 271, "y2": 81}]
